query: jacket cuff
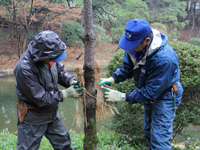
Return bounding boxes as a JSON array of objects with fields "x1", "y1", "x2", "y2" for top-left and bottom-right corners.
[
  {"x1": 125, "y1": 93, "x2": 129, "y2": 102},
  {"x1": 59, "y1": 90, "x2": 64, "y2": 102}
]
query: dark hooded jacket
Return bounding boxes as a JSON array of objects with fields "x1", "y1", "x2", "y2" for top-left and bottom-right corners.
[{"x1": 14, "y1": 30, "x2": 76, "y2": 125}]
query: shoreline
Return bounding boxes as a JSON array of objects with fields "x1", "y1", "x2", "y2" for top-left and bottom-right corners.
[
  {"x1": 0, "y1": 65, "x2": 107, "y2": 78},
  {"x1": 0, "y1": 68, "x2": 76, "y2": 78}
]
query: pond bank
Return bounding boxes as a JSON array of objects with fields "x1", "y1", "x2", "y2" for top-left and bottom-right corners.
[
  {"x1": 0, "y1": 68, "x2": 76, "y2": 78},
  {"x1": 0, "y1": 65, "x2": 107, "y2": 78}
]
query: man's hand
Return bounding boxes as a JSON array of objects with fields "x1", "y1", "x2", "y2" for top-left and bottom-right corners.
[
  {"x1": 103, "y1": 87, "x2": 125, "y2": 102},
  {"x1": 99, "y1": 77, "x2": 115, "y2": 86},
  {"x1": 62, "y1": 86, "x2": 83, "y2": 99},
  {"x1": 70, "y1": 80, "x2": 78, "y2": 86}
]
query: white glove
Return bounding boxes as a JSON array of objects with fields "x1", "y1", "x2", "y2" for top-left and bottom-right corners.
[
  {"x1": 62, "y1": 86, "x2": 83, "y2": 99},
  {"x1": 99, "y1": 77, "x2": 115, "y2": 86},
  {"x1": 70, "y1": 80, "x2": 77, "y2": 86},
  {"x1": 103, "y1": 87, "x2": 125, "y2": 102}
]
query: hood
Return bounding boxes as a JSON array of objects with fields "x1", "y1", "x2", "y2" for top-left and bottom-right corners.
[
  {"x1": 147, "y1": 29, "x2": 168, "y2": 56},
  {"x1": 28, "y1": 30, "x2": 66, "y2": 62}
]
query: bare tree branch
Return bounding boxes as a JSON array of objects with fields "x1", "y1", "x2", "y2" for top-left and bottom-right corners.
[
  {"x1": 66, "y1": 0, "x2": 76, "y2": 9},
  {"x1": 92, "y1": 5, "x2": 117, "y2": 24},
  {"x1": 28, "y1": 1, "x2": 49, "y2": 27}
]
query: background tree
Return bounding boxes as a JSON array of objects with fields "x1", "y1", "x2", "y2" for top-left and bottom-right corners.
[
  {"x1": 144, "y1": 0, "x2": 189, "y2": 39},
  {"x1": 185, "y1": 0, "x2": 200, "y2": 38},
  {"x1": 0, "y1": 0, "x2": 82, "y2": 57}
]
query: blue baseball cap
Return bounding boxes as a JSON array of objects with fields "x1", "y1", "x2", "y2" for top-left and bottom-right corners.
[
  {"x1": 118, "y1": 19, "x2": 151, "y2": 50},
  {"x1": 50, "y1": 51, "x2": 66, "y2": 62}
]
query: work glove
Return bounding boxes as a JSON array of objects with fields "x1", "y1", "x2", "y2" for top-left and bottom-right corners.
[
  {"x1": 103, "y1": 87, "x2": 125, "y2": 102},
  {"x1": 99, "y1": 77, "x2": 115, "y2": 86},
  {"x1": 70, "y1": 80, "x2": 78, "y2": 86},
  {"x1": 62, "y1": 85, "x2": 83, "y2": 99}
]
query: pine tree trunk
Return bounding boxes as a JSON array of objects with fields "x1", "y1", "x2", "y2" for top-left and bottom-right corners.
[{"x1": 79, "y1": 0, "x2": 98, "y2": 149}]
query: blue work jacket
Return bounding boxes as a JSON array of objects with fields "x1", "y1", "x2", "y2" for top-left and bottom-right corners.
[{"x1": 112, "y1": 29, "x2": 183, "y2": 104}]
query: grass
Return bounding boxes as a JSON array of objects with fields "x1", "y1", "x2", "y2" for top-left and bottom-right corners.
[
  {"x1": 0, "y1": 128, "x2": 143, "y2": 150},
  {"x1": 0, "y1": 128, "x2": 200, "y2": 150}
]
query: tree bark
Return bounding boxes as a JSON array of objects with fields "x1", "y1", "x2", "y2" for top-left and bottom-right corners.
[
  {"x1": 79, "y1": 0, "x2": 98, "y2": 149},
  {"x1": 189, "y1": 6, "x2": 196, "y2": 39},
  {"x1": 13, "y1": 0, "x2": 21, "y2": 58}
]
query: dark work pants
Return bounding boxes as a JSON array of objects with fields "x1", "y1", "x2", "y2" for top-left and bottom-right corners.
[{"x1": 17, "y1": 118, "x2": 74, "y2": 150}]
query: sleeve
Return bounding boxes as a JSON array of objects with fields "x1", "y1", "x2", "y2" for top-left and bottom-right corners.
[
  {"x1": 126, "y1": 59, "x2": 176, "y2": 104},
  {"x1": 16, "y1": 63, "x2": 63, "y2": 107},
  {"x1": 111, "y1": 52, "x2": 134, "y2": 83},
  {"x1": 57, "y1": 62, "x2": 76, "y2": 88}
]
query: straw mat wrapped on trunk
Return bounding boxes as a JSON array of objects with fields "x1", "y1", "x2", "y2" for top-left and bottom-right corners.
[{"x1": 73, "y1": 61, "x2": 119, "y2": 127}]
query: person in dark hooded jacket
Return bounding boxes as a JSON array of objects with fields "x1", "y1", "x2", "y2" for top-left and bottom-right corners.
[
  {"x1": 99, "y1": 19, "x2": 183, "y2": 149},
  {"x1": 14, "y1": 30, "x2": 82, "y2": 150}
]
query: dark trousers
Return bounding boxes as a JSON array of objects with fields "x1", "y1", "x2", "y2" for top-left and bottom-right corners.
[{"x1": 17, "y1": 118, "x2": 74, "y2": 150}]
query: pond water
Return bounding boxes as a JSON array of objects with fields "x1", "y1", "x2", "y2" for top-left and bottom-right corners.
[
  {"x1": 0, "y1": 73, "x2": 109, "y2": 134},
  {"x1": 0, "y1": 74, "x2": 199, "y2": 144}
]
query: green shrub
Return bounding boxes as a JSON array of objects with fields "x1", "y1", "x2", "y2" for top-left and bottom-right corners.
[
  {"x1": 151, "y1": 22, "x2": 167, "y2": 32},
  {"x1": 111, "y1": 26, "x2": 125, "y2": 43},
  {"x1": 168, "y1": 41, "x2": 200, "y2": 139},
  {"x1": 105, "y1": 41, "x2": 200, "y2": 145},
  {"x1": 168, "y1": 28, "x2": 181, "y2": 39},
  {"x1": 188, "y1": 38, "x2": 200, "y2": 47},
  {"x1": 1, "y1": 51, "x2": 8, "y2": 55},
  {"x1": 93, "y1": 24, "x2": 112, "y2": 45},
  {"x1": 61, "y1": 21, "x2": 84, "y2": 47}
]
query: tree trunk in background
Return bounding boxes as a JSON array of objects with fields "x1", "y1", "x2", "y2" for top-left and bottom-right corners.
[
  {"x1": 79, "y1": 0, "x2": 98, "y2": 149},
  {"x1": 189, "y1": 12, "x2": 195, "y2": 38},
  {"x1": 13, "y1": 0, "x2": 21, "y2": 58},
  {"x1": 22, "y1": 31, "x2": 28, "y2": 53}
]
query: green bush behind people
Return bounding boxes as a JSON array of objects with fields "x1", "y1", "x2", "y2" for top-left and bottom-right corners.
[{"x1": 189, "y1": 38, "x2": 200, "y2": 47}]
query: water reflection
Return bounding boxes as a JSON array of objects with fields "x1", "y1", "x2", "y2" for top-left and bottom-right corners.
[{"x1": 0, "y1": 74, "x2": 109, "y2": 134}]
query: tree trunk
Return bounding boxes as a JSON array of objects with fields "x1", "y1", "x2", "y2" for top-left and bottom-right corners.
[
  {"x1": 13, "y1": 0, "x2": 21, "y2": 58},
  {"x1": 22, "y1": 30, "x2": 28, "y2": 53},
  {"x1": 189, "y1": 8, "x2": 196, "y2": 38},
  {"x1": 79, "y1": 0, "x2": 98, "y2": 149}
]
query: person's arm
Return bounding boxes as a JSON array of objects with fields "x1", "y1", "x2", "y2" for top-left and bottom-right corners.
[
  {"x1": 111, "y1": 52, "x2": 134, "y2": 83},
  {"x1": 57, "y1": 62, "x2": 76, "y2": 88},
  {"x1": 99, "y1": 52, "x2": 134, "y2": 86},
  {"x1": 125, "y1": 59, "x2": 178, "y2": 104}
]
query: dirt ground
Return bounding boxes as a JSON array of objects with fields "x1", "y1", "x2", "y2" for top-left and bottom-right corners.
[
  {"x1": 0, "y1": 33, "x2": 118, "y2": 73},
  {"x1": 0, "y1": 26, "x2": 199, "y2": 73}
]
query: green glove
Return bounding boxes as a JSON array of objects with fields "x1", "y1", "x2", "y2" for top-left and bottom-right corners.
[
  {"x1": 99, "y1": 77, "x2": 115, "y2": 86},
  {"x1": 103, "y1": 87, "x2": 125, "y2": 102},
  {"x1": 62, "y1": 86, "x2": 83, "y2": 99}
]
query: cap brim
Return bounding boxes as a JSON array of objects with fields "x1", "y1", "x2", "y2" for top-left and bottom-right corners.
[
  {"x1": 118, "y1": 33, "x2": 142, "y2": 50},
  {"x1": 50, "y1": 51, "x2": 66, "y2": 62}
]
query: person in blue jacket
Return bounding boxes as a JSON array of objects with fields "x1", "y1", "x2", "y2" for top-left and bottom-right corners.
[{"x1": 99, "y1": 19, "x2": 183, "y2": 149}]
